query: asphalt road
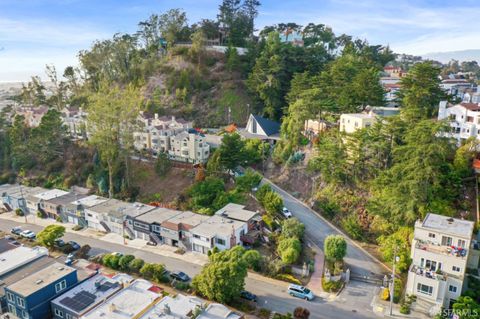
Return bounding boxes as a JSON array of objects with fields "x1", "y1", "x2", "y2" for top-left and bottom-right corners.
[
  {"x1": 0, "y1": 219, "x2": 379, "y2": 319},
  {"x1": 262, "y1": 178, "x2": 389, "y2": 278}
]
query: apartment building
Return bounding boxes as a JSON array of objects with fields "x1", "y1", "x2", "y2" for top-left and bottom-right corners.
[
  {"x1": 406, "y1": 213, "x2": 478, "y2": 313},
  {"x1": 438, "y1": 100, "x2": 480, "y2": 143},
  {"x1": 168, "y1": 131, "x2": 210, "y2": 164},
  {"x1": 339, "y1": 113, "x2": 376, "y2": 134}
]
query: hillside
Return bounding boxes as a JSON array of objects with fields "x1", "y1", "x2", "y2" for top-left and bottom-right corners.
[
  {"x1": 143, "y1": 47, "x2": 255, "y2": 128},
  {"x1": 423, "y1": 49, "x2": 480, "y2": 63}
]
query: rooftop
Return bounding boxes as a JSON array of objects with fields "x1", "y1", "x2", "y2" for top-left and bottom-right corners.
[
  {"x1": 420, "y1": 213, "x2": 474, "y2": 238},
  {"x1": 341, "y1": 113, "x2": 375, "y2": 119},
  {"x1": 250, "y1": 114, "x2": 280, "y2": 136},
  {"x1": 47, "y1": 192, "x2": 87, "y2": 206},
  {"x1": 197, "y1": 303, "x2": 242, "y2": 319},
  {"x1": 0, "y1": 245, "x2": 49, "y2": 277},
  {"x1": 8, "y1": 262, "x2": 76, "y2": 297},
  {"x1": 81, "y1": 279, "x2": 160, "y2": 319},
  {"x1": 52, "y1": 273, "x2": 122, "y2": 315},
  {"x1": 0, "y1": 238, "x2": 17, "y2": 254},
  {"x1": 34, "y1": 189, "x2": 69, "y2": 201},
  {"x1": 0, "y1": 184, "x2": 34, "y2": 198},
  {"x1": 89, "y1": 199, "x2": 155, "y2": 219},
  {"x1": 214, "y1": 203, "x2": 259, "y2": 223},
  {"x1": 191, "y1": 215, "x2": 246, "y2": 238},
  {"x1": 71, "y1": 195, "x2": 109, "y2": 208},
  {"x1": 137, "y1": 294, "x2": 204, "y2": 319},
  {"x1": 135, "y1": 207, "x2": 183, "y2": 224},
  {"x1": 161, "y1": 211, "x2": 210, "y2": 231}
]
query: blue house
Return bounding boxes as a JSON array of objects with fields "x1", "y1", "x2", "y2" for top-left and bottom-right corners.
[
  {"x1": 0, "y1": 184, "x2": 29, "y2": 213},
  {"x1": 4, "y1": 262, "x2": 78, "y2": 319}
]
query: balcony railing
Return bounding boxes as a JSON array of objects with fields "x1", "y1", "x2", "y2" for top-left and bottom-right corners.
[
  {"x1": 410, "y1": 264, "x2": 446, "y2": 281},
  {"x1": 415, "y1": 239, "x2": 468, "y2": 258}
]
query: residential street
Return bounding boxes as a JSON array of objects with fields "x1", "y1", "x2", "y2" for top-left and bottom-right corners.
[{"x1": 0, "y1": 218, "x2": 379, "y2": 319}]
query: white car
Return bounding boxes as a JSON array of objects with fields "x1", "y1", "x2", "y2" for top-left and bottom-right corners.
[
  {"x1": 20, "y1": 230, "x2": 36, "y2": 239},
  {"x1": 282, "y1": 207, "x2": 293, "y2": 218}
]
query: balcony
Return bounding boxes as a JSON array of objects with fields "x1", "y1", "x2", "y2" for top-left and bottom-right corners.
[
  {"x1": 410, "y1": 265, "x2": 446, "y2": 281},
  {"x1": 415, "y1": 239, "x2": 468, "y2": 258}
]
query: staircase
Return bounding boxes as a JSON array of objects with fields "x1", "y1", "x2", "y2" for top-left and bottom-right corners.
[
  {"x1": 124, "y1": 225, "x2": 135, "y2": 239},
  {"x1": 149, "y1": 232, "x2": 162, "y2": 245},
  {"x1": 411, "y1": 298, "x2": 437, "y2": 317},
  {"x1": 99, "y1": 221, "x2": 111, "y2": 233}
]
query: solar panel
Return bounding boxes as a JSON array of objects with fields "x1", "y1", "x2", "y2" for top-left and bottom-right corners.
[{"x1": 59, "y1": 291, "x2": 96, "y2": 312}]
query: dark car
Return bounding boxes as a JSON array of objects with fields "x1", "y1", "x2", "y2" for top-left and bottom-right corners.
[
  {"x1": 54, "y1": 239, "x2": 65, "y2": 248},
  {"x1": 11, "y1": 226, "x2": 22, "y2": 235},
  {"x1": 170, "y1": 271, "x2": 190, "y2": 282},
  {"x1": 68, "y1": 241, "x2": 81, "y2": 250},
  {"x1": 240, "y1": 290, "x2": 258, "y2": 302}
]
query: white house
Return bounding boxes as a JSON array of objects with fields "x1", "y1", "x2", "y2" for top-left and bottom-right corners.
[
  {"x1": 190, "y1": 215, "x2": 247, "y2": 254},
  {"x1": 240, "y1": 114, "x2": 281, "y2": 141},
  {"x1": 437, "y1": 101, "x2": 480, "y2": 143},
  {"x1": 339, "y1": 113, "x2": 376, "y2": 134},
  {"x1": 405, "y1": 213, "x2": 478, "y2": 314},
  {"x1": 168, "y1": 131, "x2": 210, "y2": 164}
]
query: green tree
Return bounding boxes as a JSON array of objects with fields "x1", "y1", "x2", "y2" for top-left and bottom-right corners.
[
  {"x1": 277, "y1": 237, "x2": 301, "y2": 264},
  {"x1": 159, "y1": 9, "x2": 188, "y2": 48},
  {"x1": 36, "y1": 225, "x2": 65, "y2": 248},
  {"x1": 398, "y1": 61, "x2": 444, "y2": 122},
  {"x1": 192, "y1": 246, "x2": 248, "y2": 303},
  {"x1": 452, "y1": 296, "x2": 480, "y2": 319},
  {"x1": 262, "y1": 191, "x2": 283, "y2": 215},
  {"x1": 87, "y1": 84, "x2": 142, "y2": 198},
  {"x1": 218, "y1": 133, "x2": 246, "y2": 171},
  {"x1": 118, "y1": 255, "x2": 135, "y2": 271},
  {"x1": 324, "y1": 235, "x2": 347, "y2": 262},
  {"x1": 140, "y1": 263, "x2": 166, "y2": 282},
  {"x1": 281, "y1": 218, "x2": 305, "y2": 239},
  {"x1": 128, "y1": 258, "x2": 145, "y2": 273},
  {"x1": 32, "y1": 109, "x2": 68, "y2": 165},
  {"x1": 190, "y1": 29, "x2": 206, "y2": 64},
  {"x1": 188, "y1": 177, "x2": 227, "y2": 214},
  {"x1": 377, "y1": 227, "x2": 412, "y2": 273},
  {"x1": 255, "y1": 183, "x2": 271, "y2": 202},
  {"x1": 155, "y1": 152, "x2": 172, "y2": 177},
  {"x1": 242, "y1": 249, "x2": 262, "y2": 270},
  {"x1": 235, "y1": 168, "x2": 262, "y2": 192}
]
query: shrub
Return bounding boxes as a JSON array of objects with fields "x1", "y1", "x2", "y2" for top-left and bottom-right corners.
[
  {"x1": 293, "y1": 307, "x2": 311, "y2": 319},
  {"x1": 37, "y1": 210, "x2": 47, "y2": 218},
  {"x1": 393, "y1": 279, "x2": 403, "y2": 303},
  {"x1": 275, "y1": 274, "x2": 302, "y2": 285},
  {"x1": 281, "y1": 218, "x2": 305, "y2": 239},
  {"x1": 277, "y1": 237, "x2": 302, "y2": 264},
  {"x1": 255, "y1": 184, "x2": 272, "y2": 203},
  {"x1": 262, "y1": 214, "x2": 274, "y2": 230},
  {"x1": 140, "y1": 263, "x2": 165, "y2": 282},
  {"x1": 102, "y1": 254, "x2": 121, "y2": 269},
  {"x1": 118, "y1": 255, "x2": 135, "y2": 271},
  {"x1": 72, "y1": 225, "x2": 83, "y2": 231},
  {"x1": 128, "y1": 258, "x2": 145, "y2": 273},
  {"x1": 55, "y1": 216, "x2": 63, "y2": 223},
  {"x1": 15, "y1": 208, "x2": 24, "y2": 216},
  {"x1": 76, "y1": 245, "x2": 91, "y2": 259},
  {"x1": 341, "y1": 214, "x2": 364, "y2": 240},
  {"x1": 174, "y1": 281, "x2": 191, "y2": 291},
  {"x1": 322, "y1": 278, "x2": 343, "y2": 292},
  {"x1": 400, "y1": 302, "x2": 410, "y2": 314},
  {"x1": 380, "y1": 287, "x2": 390, "y2": 301}
]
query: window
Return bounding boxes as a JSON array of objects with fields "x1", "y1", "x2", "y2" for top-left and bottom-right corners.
[
  {"x1": 417, "y1": 283, "x2": 433, "y2": 296},
  {"x1": 452, "y1": 266, "x2": 461, "y2": 272},
  {"x1": 7, "y1": 304, "x2": 16, "y2": 316},
  {"x1": 458, "y1": 239, "x2": 466, "y2": 248},
  {"x1": 449, "y1": 285, "x2": 457, "y2": 293},
  {"x1": 6, "y1": 291, "x2": 14, "y2": 302},
  {"x1": 215, "y1": 238, "x2": 226, "y2": 246},
  {"x1": 16, "y1": 296, "x2": 25, "y2": 308},
  {"x1": 193, "y1": 234, "x2": 200, "y2": 239},
  {"x1": 66, "y1": 314, "x2": 73, "y2": 319},
  {"x1": 54, "y1": 308, "x2": 64, "y2": 318},
  {"x1": 441, "y1": 236, "x2": 453, "y2": 246},
  {"x1": 22, "y1": 310, "x2": 29, "y2": 319},
  {"x1": 428, "y1": 233, "x2": 436, "y2": 239},
  {"x1": 55, "y1": 280, "x2": 67, "y2": 293},
  {"x1": 425, "y1": 260, "x2": 437, "y2": 271}
]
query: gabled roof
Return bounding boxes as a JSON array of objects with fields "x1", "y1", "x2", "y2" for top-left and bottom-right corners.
[{"x1": 251, "y1": 115, "x2": 280, "y2": 136}]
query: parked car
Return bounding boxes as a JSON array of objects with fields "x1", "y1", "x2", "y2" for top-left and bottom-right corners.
[
  {"x1": 282, "y1": 207, "x2": 293, "y2": 218},
  {"x1": 54, "y1": 239, "x2": 65, "y2": 248},
  {"x1": 287, "y1": 284, "x2": 314, "y2": 301},
  {"x1": 68, "y1": 241, "x2": 81, "y2": 250},
  {"x1": 240, "y1": 290, "x2": 258, "y2": 302},
  {"x1": 146, "y1": 241, "x2": 157, "y2": 246},
  {"x1": 20, "y1": 230, "x2": 36, "y2": 240},
  {"x1": 170, "y1": 271, "x2": 190, "y2": 282},
  {"x1": 11, "y1": 226, "x2": 22, "y2": 235}
]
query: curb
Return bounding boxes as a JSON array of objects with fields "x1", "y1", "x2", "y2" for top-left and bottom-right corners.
[{"x1": 261, "y1": 175, "x2": 392, "y2": 274}]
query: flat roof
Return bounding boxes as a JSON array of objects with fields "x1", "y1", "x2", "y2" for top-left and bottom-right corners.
[
  {"x1": 197, "y1": 303, "x2": 242, "y2": 319},
  {"x1": 191, "y1": 215, "x2": 246, "y2": 238},
  {"x1": 421, "y1": 213, "x2": 474, "y2": 238},
  {"x1": 47, "y1": 192, "x2": 88, "y2": 206},
  {"x1": 0, "y1": 255, "x2": 56, "y2": 298},
  {"x1": 88, "y1": 199, "x2": 155, "y2": 219},
  {"x1": 34, "y1": 189, "x2": 69, "y2": 201},
  {"x1": 7, "y1": 262, "x2": 76, "y2": 296},
  {"x1": 51, "y1": 273, "x2": 122, "y2": 315},
  {"x1": 135, "y1": 207, "x2": 183, "y2": 224},
  {"x1": 137, "y1": 294, "x2": 203, "y2": 319},
  {"x1": 0, "y1": 245, "x2": 49, "y2": 277},
  {"x1": 81, "y1": 279, "x2": 160, "y2": 319},
  {"x1": 71, "y1": 195, "x2": 108, "y2": 208},
  {"x1": 215, "y1": 203, "x2": 258, "y2": 222},
  {"x1": 161, "y1": 211, "x2": 210, "y2": 231},
  {"x1": 0, "y1": 238, "x2": 17, "y2": 254},
  {"x1": 0, "y1": 184, "x2": 35, "y2": 198}
]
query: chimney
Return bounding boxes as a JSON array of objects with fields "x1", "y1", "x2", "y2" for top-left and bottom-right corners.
[
  {"x1": 109, "y1": 303, "x2": 117, "y2": 313},
  {"x1": 164, "y1": 304, "x2": 171, "y2": 314},
  {"x1": 172, "y1": 116, "x2": 176, "y2": 122},
  {"x1": 155, "y1": 113, "x2": 158, "y2": 120}
]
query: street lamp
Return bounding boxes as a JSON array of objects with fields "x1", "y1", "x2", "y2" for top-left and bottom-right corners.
[{"x1": 390, "y1": 253, "x2": 400, "y2": 316}]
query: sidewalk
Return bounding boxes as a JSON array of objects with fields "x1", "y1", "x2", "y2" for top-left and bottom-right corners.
[
  {"x1": 306, "y1": 244, "x2": 333, "y2": 300},
  {"x1": 370, "y1": 290, "x2": 430, "y2": 318}
]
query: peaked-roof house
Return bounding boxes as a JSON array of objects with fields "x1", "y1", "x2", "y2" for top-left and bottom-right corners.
[{"x1": 242, "y1": 114, "x2": 281, "y2": 141}]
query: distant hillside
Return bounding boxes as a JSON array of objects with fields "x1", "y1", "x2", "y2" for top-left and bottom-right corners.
[{"x1": 423, "y1": 49, "x2": 480, "y2": 63}]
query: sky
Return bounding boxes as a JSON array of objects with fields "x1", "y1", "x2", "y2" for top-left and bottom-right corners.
[{"x1": 1, "y1": 0, "x2": 480, "y2": 82}]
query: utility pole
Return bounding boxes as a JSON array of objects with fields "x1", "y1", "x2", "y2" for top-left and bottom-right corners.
[{"x1": 390, "y1": 246, "x2": 399, "y2": 316}]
